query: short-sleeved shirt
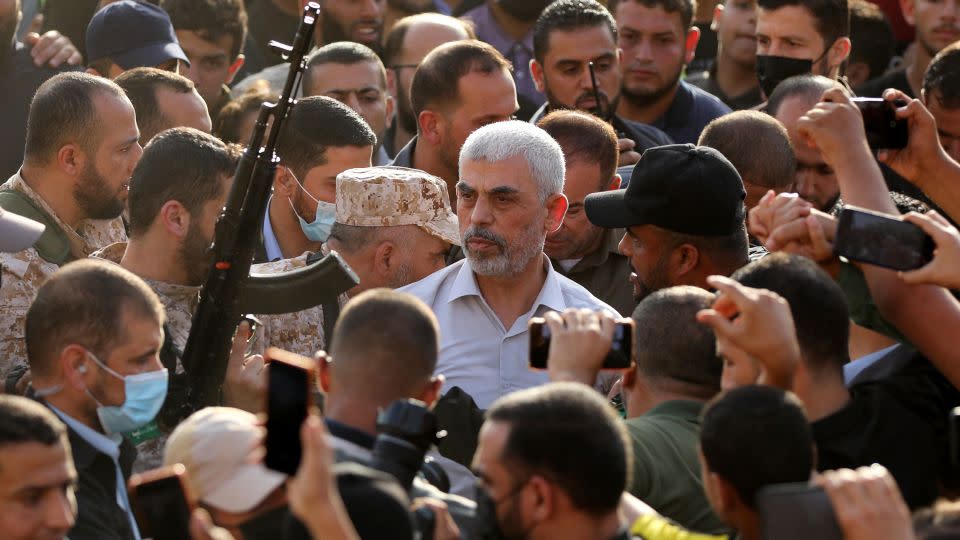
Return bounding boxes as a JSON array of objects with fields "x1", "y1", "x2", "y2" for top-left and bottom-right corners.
[
  {"x1": 625, "y1": 400, "x2": 728, "y2": 534},
  {"x1": 399, "y1": 256, "x2": 617, "y2": 409},
  {"x1": 647, "y1": 81, "x2": 732, "y2": 145}
]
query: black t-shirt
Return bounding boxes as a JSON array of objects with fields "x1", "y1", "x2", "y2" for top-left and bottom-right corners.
[
  {"x1": 812, "y1": 351, "x2": 953, "y2": 509},
  {"x1": 856, "y1": 68, "x2": 914, "y2": 98}
]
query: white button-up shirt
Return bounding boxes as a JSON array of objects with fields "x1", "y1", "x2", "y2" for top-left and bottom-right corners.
[{"x1": 400, "y1": 256, "x2": 619, "y2": 409}]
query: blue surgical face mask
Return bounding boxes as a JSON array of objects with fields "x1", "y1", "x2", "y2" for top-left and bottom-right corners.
[
  {"x1": 84, "y1": 351, "x2": 168, "y2": 435},
  {"x1": 287, "y1": 168, "x2": 335, "y2": 243}
]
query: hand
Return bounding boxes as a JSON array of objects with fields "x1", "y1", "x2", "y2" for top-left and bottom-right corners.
[
  {"x1": 412, "y1": 498, "x2": 460, "y2": 540},
  {"x1": 24, "y1": 23, "x2": 83, "y2": 68},
  {"x1": 222, "y1": 322, "x2": 266, "y2": 413},
  {"x1": 899, "y1": 210, "x2": 960, "y2": 289},
  {"x1": 190, "y1": 508, "x2": 237, "y2": 540},
  {"x1": 696, "y1": 276, "x2": 801, "y2": 390},
  {"x1": 815, "y1": 465, "x2": 915, "y2": 540},
  {"x1": 797, "y1": 87, "x2": 871, "y2": 169},
  {"x1": 877, "y1": 89, "x2": 947, "y2": 187},
  {"x1": 617, "y1": 138, "x2": 641, "y2": 167},
  {"x1": 288, "y1": 415, "x2": 360, "y2": 540},
  {"x1": 749, "y1": 192, "x2": 812, "y2": 245},
  {"x1": 543, "y1": 309, "x2": 620, "y2": 386},
  {"x1": 767, "y1": 210, "x2": 837, "y2": 262}
]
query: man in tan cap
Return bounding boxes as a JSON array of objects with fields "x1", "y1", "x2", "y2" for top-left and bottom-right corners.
[
  {"x1": 164, "y1": 407, "x2": 288, "y2": 539},
  {"x1": 327, "y1": 165, "x2": 459, "y2": 298}
]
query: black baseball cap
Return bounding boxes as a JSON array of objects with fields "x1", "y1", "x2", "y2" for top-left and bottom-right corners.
[
  {"x1": 584, "y1": 144, "x2": 746, "y2": 236},
  {"x1": 85, "y1": 0, "x2": 189, "y2": 70}
]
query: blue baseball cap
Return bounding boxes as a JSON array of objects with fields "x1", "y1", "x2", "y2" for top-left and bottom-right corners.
[{"x1": 85, "y1": 1, "x2": 189, "y2": 70}]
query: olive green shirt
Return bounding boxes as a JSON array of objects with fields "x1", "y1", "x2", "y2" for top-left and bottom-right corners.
[
  {"x1": 625, "y1": 400, "x2": 727, "y2": 535},
  {"x1": 551, "y1": 228, "x2": 636, "y2": 316}
]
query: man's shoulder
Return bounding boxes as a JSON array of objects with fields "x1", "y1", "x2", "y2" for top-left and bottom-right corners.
[
  {"x1": 683, "y1": 80, "x2": 732, "y2": 116},
  {"x1": 554, "y1": 271, "x2": 620, "y2": 315}
]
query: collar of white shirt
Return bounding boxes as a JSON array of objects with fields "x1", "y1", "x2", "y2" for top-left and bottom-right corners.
[{"x1": 446, "y1": 255, "x2": 567, "y2": 325}]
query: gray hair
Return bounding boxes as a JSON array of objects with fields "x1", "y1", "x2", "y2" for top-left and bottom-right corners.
[{"x1": 458, "y1": 120, "x2": 565, "y2": 202}]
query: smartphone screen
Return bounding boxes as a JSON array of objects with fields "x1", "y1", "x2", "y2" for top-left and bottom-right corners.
[
  {"x1": 528, "y1": 317, "x2": 634, "y2": 370},
  {"x1": 757, "y1": 484, "x2": 842, "y2": 540},
  {"x1": 834, "y1": 207, "x2": 934, "y2": 271},
  {"x1": 852, "y1": 97, "x2": 908, "y2": 150},
  {"x1": 264, "y1": 348, "x2": 313, "y2": 475},
  {"x1": 128, "y1": 465, "x2": 193, "y2": 540}
]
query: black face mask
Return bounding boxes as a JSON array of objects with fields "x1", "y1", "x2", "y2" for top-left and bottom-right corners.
[
  {"x1": 237, "y1": 506, "x2": 290, "y2": 540},
  {"x1": 496, "y1": 0, "x2": 554, "y2": 22},
  {"x1": 755, "y1": 55, "x2": 813, "y2": 98}
]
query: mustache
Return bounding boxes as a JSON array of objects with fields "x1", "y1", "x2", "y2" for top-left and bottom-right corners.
[{"x1": 463, "y1": 226, "x2": 507, "y2": 250}]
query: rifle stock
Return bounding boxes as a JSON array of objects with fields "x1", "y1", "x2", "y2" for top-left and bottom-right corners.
[{"x1": 181, "y1": 3, "x2": 323, "y2": 409}]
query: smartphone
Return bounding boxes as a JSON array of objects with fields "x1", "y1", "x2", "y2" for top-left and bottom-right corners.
[
  {"x1": 756, "y1": 483, "x2": 842, "y2": 540},
  {"x1": 834, "y1": 207, "x2": 934, "y2": 271},
  {"x1": 528, "y1": 317, "x2": 634, "y2": 370},
  {"x1": 127, "y1": 464, "x2": 194, "y2": 540},
  {"x1": 852, "y1": 97, "x2": 908, "y2": 150},
  {"x1": 264, "y1": 347, "x2": 315, "y2": 475}
]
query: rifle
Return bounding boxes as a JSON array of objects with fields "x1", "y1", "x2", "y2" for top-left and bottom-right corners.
[{"x1": 181, "y1": 2, "x2": 358, "y2": 409}]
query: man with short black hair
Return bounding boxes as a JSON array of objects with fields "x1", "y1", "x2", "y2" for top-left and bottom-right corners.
[
  {"x1": 698, "y1": 110, "x2": 796, "y2": 210},
  {"x1": 0, "y1": 72, "x2": 137, "y2": 388},
  {"x1": 922, "y1": 42, "x2": 960, "y2": 163},
  {"x1": 0, "y1": 395, "x2": 77, "y2": 540},
  {"x1": 302, "y1": 42, "x2": 395, "y2": 165},
  {"x1": 388, "y1": 39, "x2": 518, "y2": 203},
  {"x1": 845, "y1": 0, "x2": 895, "y2": 89},
  {"x1": 728, "y1": 253, "x2": 943, "y2": 509},
  {"x1": 84, "y1": 0, "x2": 189, "y2": 79},
  {"x1": 473, "y1": 382, "x2": 630, "y2": 539},
  {"x1": 115, "y1": 67, "x2": 212, "y2": 145},
  {"x1": 262, "y1": 96, "x2": 377, "y2": 261},
  {"x1": 754, "y1": 0, "x2": 851, "y2": 96},
  {"x1": 382, "y1": 13, "x2": 475, "y2": 155},
  {"x1": 538, "y1": 110, "x2": 636, "y2": 316},
  {"x1": 687, "y1": 0, "x2": 764, "y2": 110},
  {"x1": 160, "y1": 0, "x2": 248, "y2": 125},
  {"x1": 530, "y1": 0, "x2": 673, "y2": 167},
  {"x1": 27, "y1": 259, "x2": 168, "y2": 540},
  {"x1": 857, "y1": 0, "x2": 959, "y2": 97},
  {"x1": 699, "y1": 385, "x2": 815, "y2": 540},
  {"x1": 612, "y1": 0, "x2": 732, "y2": 144},
  {"x1": 584, "y1": 144, "x2": 749, "y2": 304}
]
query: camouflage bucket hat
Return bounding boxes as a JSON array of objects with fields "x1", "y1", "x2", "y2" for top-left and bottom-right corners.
[{"x1": 335, "y1": 166, "x2": 461, "y2": 246}]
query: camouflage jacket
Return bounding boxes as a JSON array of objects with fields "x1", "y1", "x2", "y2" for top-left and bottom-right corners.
[{"x1": 0, "y1": 172, "x2": 126, "y2": 383}]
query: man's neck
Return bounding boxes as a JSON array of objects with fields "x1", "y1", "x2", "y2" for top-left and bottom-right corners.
[
  {"x1": 625, "y1": 380, "x2": 706, "y2": 419},
  {"x1": 268, "y1": 195, "x2": 320, "y2": 259},
  {"x1": 794, "y1": 370, "x2": 851, "y2": 423},
  {"x1": 617, "y1": 83, "x2": 680, "y2": 125},
  {"x1": 19, "y1": 164, "x2": 84, "y2": 228},
  {"x1": 121, "y1": 234, "x2": 191, "y2": 285},
  {"x1": 488, "y1": 1, "x2": 533, "y2": 41},
  {"x1": 411, "y1": 141, "x2": 458, "y2": 207},
  {"x1": 714, "y1": 51, "x2": 758, "y2": 99},
  {"x1": 44, "y1": 393, "x2": 102, "y2": 434},
  {"x1": 906, "y1": 43, "x2": 934, "y2": 97},
  {"x1": 474, "y1": 254, "x2": 549, "y2": 331},
  {"x1": 324, "y1": 395, "x2": 378, "y2": 437},
  {"x1": 537, "y1": 509, "x2": 622, "y2": 540}
]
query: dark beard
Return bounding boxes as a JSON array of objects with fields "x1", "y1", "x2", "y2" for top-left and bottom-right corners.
[
  {"x1": 73, "y1": 163, "x2": 125, "y2": 220},
  {"x1": 179, "y1": 224, "x2": 213, "y2": 286},
  {"x1": 542, "y1": 72, "x2": 620, "y2": 121},
  {"x1": 620, "y1": 69, "x2": 682, "y2": 107}
]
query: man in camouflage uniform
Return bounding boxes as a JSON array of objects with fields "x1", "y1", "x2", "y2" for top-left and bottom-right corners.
[
  {"x1": 0, "y1": 73, "x2": 138, "y2": 392},
  {"x1": 326, "y1": 166, "x2": 459, "y2": 300},
  {"x1": 92, "y1": 128, "x2": 326, "y2": 471}
]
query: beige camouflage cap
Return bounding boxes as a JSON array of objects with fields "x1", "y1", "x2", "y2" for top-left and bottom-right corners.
[{"x1": 335, "y1": 166, "x2": 460, "y2": 246}]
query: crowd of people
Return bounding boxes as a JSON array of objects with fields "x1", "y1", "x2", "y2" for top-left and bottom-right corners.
[{"x1": 2, "y1": 0, "x2": 960, "y2": 538}]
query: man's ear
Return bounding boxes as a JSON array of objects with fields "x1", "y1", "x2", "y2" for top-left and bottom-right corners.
[
  {"x1": 273, "y1": 166, "x2": 298, "y2": 197},
  {"x1": 387, "y1": 68, "x2": 398, "y2": 99},
  {"x1": 418, "y1": 376, "x2": 444, "y2": 408},
  {"x1": 526, "y1": 475, "x2": 555, "y2": 523},
  {"x1": 684, "y1": 26, "x2": 702, "y2": 65},
  {"x1": 712, "y1": 472, "x2": 740, "y2": 513},
  {"x1": 373, "y1": 240, "x2": 395, "y2": 279},
  {"x1": 545, "y1": 193, "x2": 569, "y2": 233},
  {"x1": 827, "y1": 37, "x2": 852, "y2": 71},
  {"x1": 159, "y1": 200, "x2": 191, "y2": 239},
  {"x1": 622, "y1": 365, "x2": 638, "y2": 391},
  {"x1": 318, "y1": 355, "x2": 333, "y2": 393},
  {"x1": 900, "y1": 0, "x2": 916, "y2": 25},
  {"x1": 530, "y1": 59, "x2": 546, "y2": 93},
  {"x1": 56, "y1": 143, "x2": 85, "y2": 177},
  {"x1": 419, "y1": 110, "x2": 443, "y2": 145},
  {"x1": 711, "y1": 4, "x2": 724, "y2": 31},
  {"x1": 226, "y1": 54, "x2": 246, "y2": 84},
  {"x1": 670, "y1": 243, "x2": 700, "y2": 279},
  {"x1": 385, "y1": 93, "x2": 396, "y2": 127},
  {"x1": 58, "y1": 344, "x2": 92, "y2": 392}
]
